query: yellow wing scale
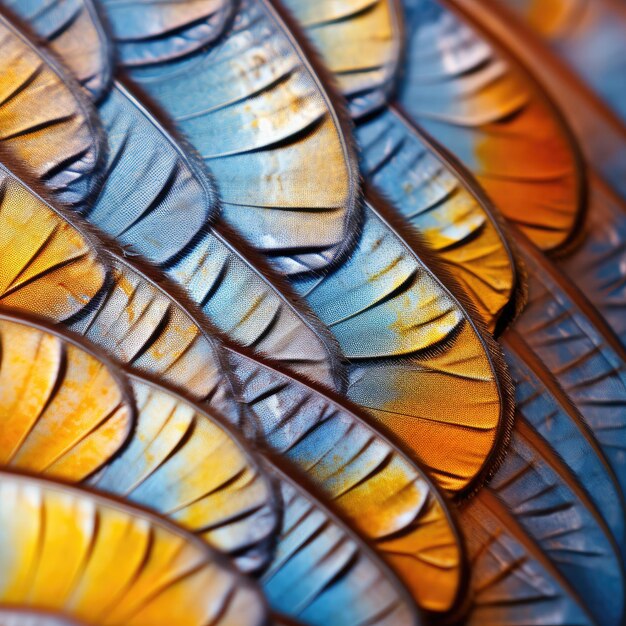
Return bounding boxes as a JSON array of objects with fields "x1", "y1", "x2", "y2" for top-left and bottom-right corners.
[{"x1": 0, "y1": 472, "x2": 267, "y2": 626}]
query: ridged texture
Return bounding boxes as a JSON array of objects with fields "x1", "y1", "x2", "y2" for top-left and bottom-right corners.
[
  {"x1": 104, "y1": 0, "x2": 360, "y2": 277},
  {"x1": 86, "y1": 83, "x2": 220, "y2": 265},
  {"x1": 100, "y1": 0, "x2": 234, "y2": 66},
  {"x1": 498, "y1": 0, "x2": 626, "y2": 124},
  {"x1": 88, "y1": 82, "x2": 342, "y2": 388},
  {"x1": 449, "y1": 0, "x2": 626, "y2": 203},
  {"x1": 0, "y1": 314, "x2": 132, "y2": 482},
  {"x1": 0, "y1": 199, "x2": 280, "y2": 573},
  {"x1": 280, "y1": 0, "x2": 402, "y2": 117},
  {"x1": 0, "y1": 163, "x2": 105, "y2": 322},
  {"x1": 90, "y1": 376, "x2": 278, "y2": 574},
  {"x1": 1, "y1": 0, "x2": 112, "y2": 100},
  {"x1": 398, "y1": 0, "x2": 582, "y2": 252},
  {"x1": 67, "y1": 253, "x2": 236, "y2": 412},
  {"x1": 293, "y1": 197, "x2": 509, "y2": 496},
  {"x1": 486, "y1": 423, "x2": 624, "y2": 625},
  {"x1": 281, "y1": 0, "x2": 521, "y2": 332},
  {"x1": 399, "y1": 0, "x2": 626, "y2": 351},
  {"x1": 70, "y1": 244, "x2": 463, "y2": 609},
  {"x1": 513, "y1": 242, "x2": 626, "y2": 503},
  {"x1": 0, "y1": 155, "x2": 230, "y2": 411},
  {"x1": 227, "y1": 350, "x2": 465, "y2": 613},
  {"x1": 357, "y1": 105, "x2": 519, "y2": 331},
  {"x1": 6, "y1": 230, "x2": 283, "y2": 572},
  {"x1": 234, "y1": 3, "x2": 507, "y2": 491},
  {"x1": 503, "y1": 341, "x2": 626, "y2": 556},
  {"x1": 0, "y1": 150, "x2": 462, "y2": 610},
  {"x1": 0, "y1": 171, "x2": 278, "y2": 571},
  {"x1": 0, "y1": 4, "x2": 343, "y2": 391},
  {"x1": 0, "y1": 472, "x2": 268, "y2": 626},
  {"x1": 461, "y1": 494, "x2": 596, "y2": 625},
  {"x1": 0, "y1": 13, "x2": 103, "y2": 204},
  {"x1": 262, "y1": 465, "x2": 422, "y2": 626},
  {"x1": 556, "y1": 174, "x2": 626, "y2": 349},
  {"x1": 4, "y1": 4, "x2": 624, "y2": 626}
]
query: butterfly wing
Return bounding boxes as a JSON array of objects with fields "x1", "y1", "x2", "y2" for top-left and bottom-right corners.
[
  {"x1": 99, "y1": 0, "x2": 234, "y2": 66},
  {"x1": 103, "y1": 0, "x2": 361, "y2": 277},
  {"x1": 261, "y1": 463, "x2": 423, "y2": 626},
  {"x1": 0, "y1": 471, "x2": 267, "y2": 626},
  {"x1": 1, "y1": 0, "x2": 112, "y2": 99},
  {"x1": 0, "y1": 313, "x2": 133, "y2": 481},
  {"x1": 280, "y1": 0, "x2": 403, "y2": 118},
  {"x1": 0, "y1": 13, "x2": 104, "y2": 204}
]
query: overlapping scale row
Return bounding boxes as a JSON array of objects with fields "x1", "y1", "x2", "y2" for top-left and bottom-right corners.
[
  {"x1": 0, "y1": 472, "x2": 268, "y2": 626},
  {"x1": 0, "y1": 0, "x2": 624, "y2": 625}
]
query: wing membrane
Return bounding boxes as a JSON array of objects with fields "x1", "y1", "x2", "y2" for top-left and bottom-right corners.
[
  {"x1": 90, "y1": 375, "x2": 279, "y2": 574},
  {"x1": 0, "y1": 152, "x2": 464, "y2": 611},
  {"x1": 293, "y1": 195, "x2": 513, "y2": 496},
  {"x1": 0, "y1": 313, "x2": 132, "y2": 481},
  {"x1": 2, "y1": 0, "x2": 112, "y2": 99},
  {"x1": 0, "y1": 12, "x2": 104, "y2": 204},
  {"x1": 461, "y1": 494, "x2": 596, "y2": 625},
  {"x1": 281, "y1": 0, "x2": 403, "y2": 117},
  {"x1": 228, "y1": 349, "x2": 466, "y2": 612},
  {"x1": 357, "y1": 105, "x2": 521, "y2": 331},
  {"x1": 89, "y1": 82, "x2": 344, "y2": 387},
  {"x1": 398, "y1": 0, "x2": 626, "y2": 348},
  {"x1": 511, "y1": 240, "x2": 626, "y2": 502},
  {"x1": 103, "y1": 0, "x2": 360, "y2": 276},
  {"x1": 504, "y1": 340, "x2": 626, "y2": 555},
  {"x1": 0, "y1": 471, "x2": 267, "y2": 626},
  {"x1": 0, "y1": 163, "x2": 105, "y2": 321},
  {"x1": 261, "y1": 464, "x2": 423, "y2": 625},
  {"x1": 278, "y1": 0, "x2": 524, "y2": 332},
  {"x1": 100, "y1": 0, "x2": 234, "y2": 66},
  {"x1": 486, "y1": 424, "x2": 625, "y2": 625},
  {"x1": 398, "y1": 0, "x2": 582, "y2": 252}
]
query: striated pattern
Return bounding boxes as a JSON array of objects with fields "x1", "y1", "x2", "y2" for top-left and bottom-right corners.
[
  {"x1": 281, "y1": 0, "x2": 402, "y2": 117},
  {"x1": 399, "y1": 0, "x2": 582, "y2": 252},
  {"x1": 513, "y1": 243, "x2": 626, "y2": 501},
  {"x1": 67, "y1": 252, "x2": 236, "y2": 413},
  {"x1": 90, "y1": 82, "x2": 344, "y2": 388},
  {"x1": 293, "y1": 197, "x2": 510, "y2": 496},
  {"x1": 487, "y1": 425, "x2": 624, "y2": 625},
  {"x1": 229, "y1": 351, "x2": 465, "y2": 612},
  {"x1": 0, "y1": 164, "x2": 280, "y2": 571},
  {"x1": 110, "y1": 0, "x2": 360, "y2": 277},
  {"x1": 2, "y1": 1, "x2": 625, "y2": 624},
  {"x1": 357, "y1": 106, "x2": 519, "y2": 330},
  {"x1": 88, "y1": 83, "x2": 220, "y2": 265},
  {"x1": 90, "y1": 375, "x2": 278, "y2": 574},
  {"x1": 0, "y1": 14, "x2": 103, "y2": 204},
  {"x1": 557, "y1": 175, "x2": 626, "y2": 348},
  {"x1": 100, "y1": 0, "x2": 234, "y2": 66},
  {"x1": 0, "y1": 148, "x2": 464, "y2": 612},
  {"x1": 281, "y1": 0, "x2": 523, "y2": 335},
  {"x1": 0, "y1": 164, "x2": 105, "y2": 322},
  {"x1": 0, "y1": 472, "x2": 268, "y2": 626},
  {"x1": 0, "y1": 314, "x2": 132, "y2": 481},
  {"x1": 399, "y1": 0, "x2": 626, "y2": 357},
  {"x1": 2, "y1": 0, "x2": 112, "y2": 100},
  {"x1": 262, "y1": 465, "x2": 422, "y2": 625},
  {"x1": 461, "y1": 494, "x2": 596, "y2": 625},
  {"x1": 504, "y1": 342, "x2": 626, "y2": 555}
]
